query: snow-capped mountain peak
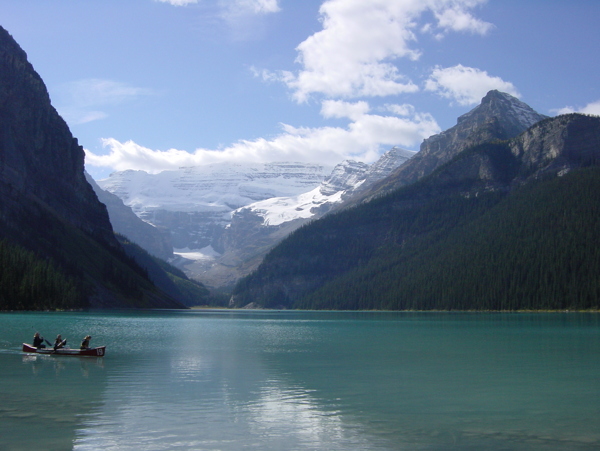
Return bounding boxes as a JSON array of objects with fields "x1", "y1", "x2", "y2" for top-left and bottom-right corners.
[{"x1": 237, "y1": 146, "x2": 415, "y2": 227}]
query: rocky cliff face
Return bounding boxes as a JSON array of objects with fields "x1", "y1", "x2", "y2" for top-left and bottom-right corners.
[
  {"x1": 0, "y1": 26, "x2": 115, "y2": 244},
  {"x1": 437, "y1": 114, "x2": 600, "y2": 194},
  {"x1": 355, "y1": 91, "x2": 548, "y2": 203},
  {"x1": 0, "y1": 26, "x2": 186, "y2": 309},
  {"x1": 408, "y1": 114, "x2": 600, "y2": 197},
  {"x1": 97, "y1": 162, "x2": 331, "y2": 252},
  {"x1": 86, "y1": 173, "x2": 173, "y2": 260},
  {"x1": 319, "y1": 160, "x2": 369, "y2": 196},
  {"x1": 509, "y1": 114, "x2": 600, "y2": 180}
]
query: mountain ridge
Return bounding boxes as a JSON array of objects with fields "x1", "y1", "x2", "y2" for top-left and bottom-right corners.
[
  {"x1": 0, "y1": 25, "x2": 195, "y2": 309},
  {"x1": 230, "y1": 110, "x2": 600, "y2": 310},
  {"x1": 350, "y1": 90, "x2": 548, "y2": 205}
]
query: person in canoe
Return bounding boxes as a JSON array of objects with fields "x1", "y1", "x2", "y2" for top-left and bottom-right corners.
[
  {"x1": 33, "y1": 332, "x2": 46, "y2": 349},
  {"x1": 53, "y1": 334, "x2": 67, "y2": 350},
  {"x1": 80, "y1": 335, "x2": 92, "y2": 350}
]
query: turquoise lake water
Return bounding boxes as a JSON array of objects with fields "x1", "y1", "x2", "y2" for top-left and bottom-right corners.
[{"x1": 0, "y1": 310, "x2": 599, "y2": 450}]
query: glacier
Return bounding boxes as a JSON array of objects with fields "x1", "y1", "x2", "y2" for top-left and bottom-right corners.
[{"x1": 98, "y1": 162, "x2": 333, "y2": 216}]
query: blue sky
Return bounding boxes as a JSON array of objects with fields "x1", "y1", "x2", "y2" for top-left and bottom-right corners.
[{"x1": 3, "y1": 0, "x2": 599, "y2": 180}]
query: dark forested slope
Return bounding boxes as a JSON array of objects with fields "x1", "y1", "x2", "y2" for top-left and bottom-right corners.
[{"x1": 231, "y1": 114, "x2": 600, "y2": 310}]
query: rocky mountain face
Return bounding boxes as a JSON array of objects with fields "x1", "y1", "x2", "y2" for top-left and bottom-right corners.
[
  {"x1": 509, "y1": 114, "x2": 600, "y2": 180},
  {"x1": 99, "y1": 147, "x2": 414, "y2": 289},
  {"x1": 0, "y1": 26, "x2": 186, "y2": 309},
  {"x1": 319, "y1": 160, "x2": 369, "y2": 196},
  {"x1": 420, "y1": 113, "x2": 600, "y2": 194},
  {"x1": 233, "y1": 147, "x2": 415, "y2": 227},
  {"x1": 354, "y1": 91, "x2": 548, "y2": 203},
  {"x1": 231, "y1": 112, "x2": 600, "y2": 309},
  {"x1": 0, "y1": 26, "x2": 114, "y2": 244},
  {"x1": 184, "y1": 158, "x2": 372, "y2": 287},
  {"x1": 85, "y1": 173, "x2": 173, "y2": 261},
  {"x1": 97, "y1": 162, "x2": 331, "y2": 251}
]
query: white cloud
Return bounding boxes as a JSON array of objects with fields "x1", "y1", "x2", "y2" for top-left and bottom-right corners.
[
  {"x1": 578, "y1": 101, "x2": 600, "y2": 115},
  {"x1": 320, "y1": 100, "x2": 370, "y2": 120},
  {"x1": 85, "y1": 110, "x2": 440, "y2": 174},
  {"x1": 425, "y1": 64, "x2": 519, "y2": 106},
  {"x1": 264, "y1": 0, "x2": 491, "y2": 102},
  {"x1": 555, "y1": 100, "x2": 600, "y2": 116},
  {"x1": 156, "y1": 0, "x2": 198, "y2": 6},
  {"x1": 55, "y1": 79, "x2": 154, "y2": 125},
  {"x1": 433, "y1": 4, "x2": 493, "y2": 35}
]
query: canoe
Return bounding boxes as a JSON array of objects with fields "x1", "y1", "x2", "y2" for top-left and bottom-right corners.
[{"x1": 22, "y1": 343, "x2": 106, "y2": 357}]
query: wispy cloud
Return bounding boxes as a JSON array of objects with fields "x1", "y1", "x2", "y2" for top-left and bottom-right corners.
[
  {"x1": 85, "y1": 106, "x2": 440, "y2": 174},
  {"x1": 220, "y1": 0, "x2": 280, "y2": 16},
  {"x1": 154, "y1": 0, "x2": 280, "y2": 14},
  {"x1": 261, "y1": 0, "x2": 492, "y2": 102},
  {"x1": 218, "y1": 0, "x2": 281, "y2": 40},
  {"x1": 425, "y1": 64, "x2": 519, "y2": 106},
  {"x1": 55, "y1": 79, "x2": 154, "y2": 125},
  {"x1": 155, "y1": 0, "x2": 198, "y2": 6}
]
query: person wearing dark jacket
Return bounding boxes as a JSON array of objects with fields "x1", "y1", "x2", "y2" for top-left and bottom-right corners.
[
  {"x1": 33, "y1": 332, "x2": 45, "y2": 348},
  {"x1": 53, "y1": 334, "x2": 66, "y2": 350},
  {"x1": 80, "y1": 335, "x2": 92, "y2": 350}
]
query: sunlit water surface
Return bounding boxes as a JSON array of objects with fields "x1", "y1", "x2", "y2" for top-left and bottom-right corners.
[{"x1": 1, "y1": 310, "x2": 599, "y2": 450}]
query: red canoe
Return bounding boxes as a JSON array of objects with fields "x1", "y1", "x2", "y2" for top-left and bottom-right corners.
[{"x1": 22, "y1": 343, "x2": 106, "y2": 357}]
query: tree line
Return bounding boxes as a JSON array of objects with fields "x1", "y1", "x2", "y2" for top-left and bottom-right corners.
[
  {"x1": 234, "y1": 165, "x2": 600, "y2": 311},
  {"x1": 0, "y1": 239, "x2": 85, "y2": 310}
]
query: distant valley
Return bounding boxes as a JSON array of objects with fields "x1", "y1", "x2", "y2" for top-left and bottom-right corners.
[{"x1": 97, "y1": 148, "x2": 415, "y2": 289}]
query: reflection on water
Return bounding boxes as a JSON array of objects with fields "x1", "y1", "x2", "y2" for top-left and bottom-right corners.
[
  {"x1": 1, "y1": 311, "x2": 599, "y2": 450},
  {"x1": 0, "y1": 350, "x2": 107, "y2": 451}
]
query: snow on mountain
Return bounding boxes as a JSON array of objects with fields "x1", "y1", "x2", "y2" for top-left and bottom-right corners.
[
  {"x1": 319, "y1": 160, "x2": 369, "y2": 196},
  {"x1": 239, "y1": 186, "x2": 345, "y2": 227},
  {"x1": 237, "y1": 147, "x2": 415, "y2": 227},
  {"x1": 174, "y1": 245, "x2": 221, "y2": 261},
  {"x1": 97, "y1": 162, "x2": 332, "y2": 253},
  {"x1": 363, "y1": 147, "x2": 417, "y2": 185},
  {"x1": 98, "y1": 162, "x2": 332, "y2": 216},
  {"x1": 96, "y1": 150, "x2": 415, "y2": 289}
]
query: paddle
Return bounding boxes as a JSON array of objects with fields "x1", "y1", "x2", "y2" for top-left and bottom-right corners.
[
  {"x1": 31, "y1": 327, "x2": 51, "y2": 348},
  {"x1": 31, "y1": 326, "x2": 53, "y2": 347}
]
